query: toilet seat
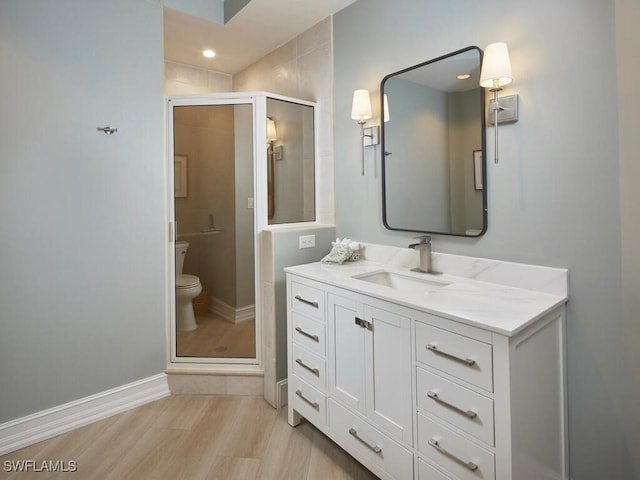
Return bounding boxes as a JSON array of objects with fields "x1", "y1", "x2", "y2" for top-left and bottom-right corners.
[{"x1": 176, "y1": 274, "x2": 200, "y2": 289}]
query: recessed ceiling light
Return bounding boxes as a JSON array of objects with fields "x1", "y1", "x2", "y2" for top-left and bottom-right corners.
[
  {"x1": 456, "y1": 73, "x2": 471, "y2": 80},
  {"x1": 202, "y1": 49, "x2": 216, "y2": 58}
]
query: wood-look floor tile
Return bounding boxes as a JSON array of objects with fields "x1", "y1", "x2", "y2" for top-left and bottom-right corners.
[
  {"x1": 306, "y1": 427, "x2": 379, "y2": 480},
  {"x1": 204, "y1": 456, "x2": 260, "y2": 480},
  {"x1": 163, "y1": 396, "x2": 238, "y2": 479},
  {"x1": 151, "y1": 394, "x2": 211, "y2": 430},
  {"x1": 255, "y1": 409, "x2": 314, "y2": 480},
  {"x1": 217, "y1": 396, "x2": 277, "y2": 459},
  {"x1": 0, "y1": 395, "x2": 383, "y2": 480},
  {"x1": 65, "y1": 398, "x2": 174, "y2": 480},
  {"x1": 102, "y1": 427, "x2": 186, "y2": 480}
]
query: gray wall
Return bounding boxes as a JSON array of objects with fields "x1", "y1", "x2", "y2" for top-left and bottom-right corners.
[
  {"x1": 0, "y1": 0, "x2": 165, "y2": 422},
  {"x1": 334, "y1": 1, "x2": 638, "y2": 479},
  {"x1": 384, "y1": 79, "x2": 450, "y2": 231}
]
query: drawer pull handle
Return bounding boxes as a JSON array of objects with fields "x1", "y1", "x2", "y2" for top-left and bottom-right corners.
[
  {"x1": 295, "y1": 326, "x2": 319, "y2": 342},
  {"x1": 427, "y1": 391, "x2": 478, "y2": 419},
  {"x1": 295, "y1": 389, "x2": 319, "y2": 410},
  {"x1": 348, "y1": 428, "x2": 382, "y2": 454},
  {"x1": 428, "y1": 438, "x2": 478, "y2": 472},
  {"x1": 427, "y1": 343, "x2": 476, "y2": 366},
  {"x1": 295, "y1": 358, "x2": 320, "y2": 376},
  {"x1": 295, "y1": 295, "x2": 319, "y2": 308}
]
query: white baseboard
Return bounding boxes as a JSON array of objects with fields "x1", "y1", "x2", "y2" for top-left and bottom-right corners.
[
  {"x1": 210, "y1": 296, "x2": 255, "y2": 324},
  {"x1": 276, "y1": 379, "x2": 288, "y2": 409},
  {"x1": 0, "y1": 373, "x2": 170, "y2": 456}
]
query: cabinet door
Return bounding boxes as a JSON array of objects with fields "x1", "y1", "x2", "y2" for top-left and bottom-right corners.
[
  {"x1": 365, "y1": 305, "x2": 413, "y2": 445},
  {"x1": 328, "y1": 293, "x2": 366, "y2": 414}
]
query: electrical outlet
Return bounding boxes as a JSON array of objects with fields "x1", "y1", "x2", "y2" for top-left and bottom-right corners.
[
  {"x1": 299, "y1": 234, "x2": 315, "y2": 249},
  {"x1": 247, "y1": 197, "x2": 254, "y2": 209}
]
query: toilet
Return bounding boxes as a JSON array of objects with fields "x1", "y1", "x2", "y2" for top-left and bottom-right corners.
[{"x1": 175, "y1": 241, "x2": 202, "y2": 331}]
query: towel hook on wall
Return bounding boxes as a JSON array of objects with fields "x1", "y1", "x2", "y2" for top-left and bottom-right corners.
[{"x1": 97, "y1": 126, "x2": 118, "y2": 135}]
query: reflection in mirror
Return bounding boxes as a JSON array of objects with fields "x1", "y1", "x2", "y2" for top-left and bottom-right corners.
[
  {"x1": 266, "y1": 98, "x2": 316, "y2": 225},
  {"x1": 381, "y1": 46, "x2": 486, "y2": 236},
  {"x1": 173, "y1": 103, "x2": 256, "y2": 360}
]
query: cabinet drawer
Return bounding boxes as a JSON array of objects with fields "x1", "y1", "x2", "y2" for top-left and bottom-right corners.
[
  {"x1": 292, "y1": 343, "x2": 326, "y2": 391},
  {"x1": 290, "y1": 280, "x2": 325, "y2": 321},
  {"x1": 415, "y1": 322, "x2": 493, "y2": 392},
  {"x1": 290, "y1": 375, "x2": 327, "y2": 428},
  {"x1": 418, "y1": 458, "x2": 454, "y2": 480},
  {"x1": 418, "y1": 413, "x2": 495, "y2": 480},
  {"x1": 329, "y1": 400, "x2": 413, "y2": 480},
  {"x1": 291, "y1": 312, "x2": 325, "y2": 356},
  {"x1": 417, "y1": 368, "x2": 494, "y2": 446}
]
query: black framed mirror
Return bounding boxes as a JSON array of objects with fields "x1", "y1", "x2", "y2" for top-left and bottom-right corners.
[{"x1": 381, "y1": 46, "x2": 487, "y2": 237}]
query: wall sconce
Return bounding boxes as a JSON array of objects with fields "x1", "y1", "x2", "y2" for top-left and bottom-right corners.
[
  {"x1": 267, "y1": 117, "x2": 282, "y2": 160},
  {"x1": 480, "y1": 42, "x2": 518, "y2": 164},
  {"x1": 351, "y1": 89, "x2": 379, "y2": 175},
  {"x1": 267, "y1": 117, "x2": 277, "y2": 143},
  {"x1": 267, "y1": 117, "x2": 278, "y2": 219}
]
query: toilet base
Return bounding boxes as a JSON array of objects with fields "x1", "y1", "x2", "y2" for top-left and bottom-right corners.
[
  {"x1": 177, "y1": 300, "x2": 198, "y2": 331},
  {"x1": 175, "y1": 278, "x2": 202, "y2": 332}
]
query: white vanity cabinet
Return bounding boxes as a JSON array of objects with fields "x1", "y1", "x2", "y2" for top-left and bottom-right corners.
[
  {"x1": 286, "y1": 264, "x2": 568, "y2": 480},
  {"x1": 327, "y1": 292, "x2": 413, "y2": 446},
  {"x1": 287, "y1": 275, "x2": 414, "y2": 480}
]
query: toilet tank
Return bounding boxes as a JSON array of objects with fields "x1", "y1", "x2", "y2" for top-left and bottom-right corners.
[{"x1": 175, "y1": 241, "x2": 189, "y2": 274}]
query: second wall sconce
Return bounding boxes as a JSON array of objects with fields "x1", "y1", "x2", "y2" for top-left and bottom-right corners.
[
  {"x1": 267, "y1": 117, "x2": 282, "y2": 161},
  {"x1": 479, "y1": 42, "x2": 519, "y2": 164},
  {"x1": 351, "y1": 89, "x2": 379, "y2": 175}
]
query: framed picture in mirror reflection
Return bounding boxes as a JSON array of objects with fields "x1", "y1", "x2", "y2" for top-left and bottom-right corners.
[
  {"x1": 473, "y1": 150, "x2": 483, "y2": 191},
  {"x1": 174, "y1": 154, "x2": 188, "y2": 198}
]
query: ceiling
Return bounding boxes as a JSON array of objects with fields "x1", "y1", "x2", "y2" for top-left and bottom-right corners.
[
  {"x1": 397, "y1": 49, "x2": 482, "y2": 93},
  {"x1": 163, "y1": 0, "x2": 357, "y2": 75}
]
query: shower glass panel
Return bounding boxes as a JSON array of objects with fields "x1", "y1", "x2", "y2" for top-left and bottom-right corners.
[
  {"x1": 173, "y1": 102, "x2": 256, "y2": 361},
  {"x1": 266, "y1": 98, "x2": 315, "y2": 224}
]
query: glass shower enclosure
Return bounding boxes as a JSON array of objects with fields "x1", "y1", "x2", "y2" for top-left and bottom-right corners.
[{"x1": 166, "y1": 93, "x2": 316, "y2": 370}]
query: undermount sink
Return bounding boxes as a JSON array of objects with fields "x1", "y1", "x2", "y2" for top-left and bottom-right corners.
[{"x1": 352, "y1": 270, "x2": 449, "y2": 294}]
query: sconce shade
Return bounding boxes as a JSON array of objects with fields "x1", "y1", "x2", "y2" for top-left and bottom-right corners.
[
  {"x1": 351, "y1": 89, "x2": 372, "y2": 122},
  {"x1": 267, "y1": 117, "x2": 277, "y2": 142},
  {"x1": 480, "y1": 42, "x2": 513, "y2": 88},
  {"x1": 383, "y1": 94, "x2": 390, "y2": 123}
]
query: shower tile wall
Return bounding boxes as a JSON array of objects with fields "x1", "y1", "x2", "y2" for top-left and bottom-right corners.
[
  {"x1": 164, "y1": 61, "x2": 232, "y2": 94},
  {"x1": 233, "y1": 17, "x2": 334, "y2": 225}
]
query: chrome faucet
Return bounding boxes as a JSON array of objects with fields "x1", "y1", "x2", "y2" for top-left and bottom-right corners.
[{"x1": 409, "y1": 235, "x2": 433, "y2": 273}]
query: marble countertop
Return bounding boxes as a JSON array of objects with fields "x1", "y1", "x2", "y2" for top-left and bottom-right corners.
[{"x1": 285, "y1": 260, "x2": 568, "y2": 337}]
